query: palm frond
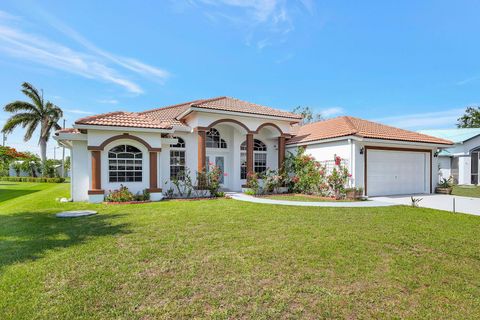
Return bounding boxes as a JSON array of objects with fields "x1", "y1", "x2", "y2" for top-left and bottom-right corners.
[
  {"x1": 1, "y1": 113, "x2": 38, "y2": 135},
  {"x1": 4, "y1": 101, "x2": 41, "y2": 115},
  {"x1": 24, "y1": 120, "x2": 39, "y2": 141},
  {"x1": 21, "y1": 82, "x2": 43, "y2": 110},
  {"x1": 45, "y1": 102, "x2": 63, "y2": 118}
]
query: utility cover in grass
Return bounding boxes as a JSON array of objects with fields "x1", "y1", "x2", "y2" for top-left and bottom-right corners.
[{"x1": 56, "y1": 210, "x2": 97, "y2": 218}]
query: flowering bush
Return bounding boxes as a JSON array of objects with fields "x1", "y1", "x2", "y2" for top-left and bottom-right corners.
[
  {"x1": 327, "y1": 163, "x2": 350, "y2": 199},
  {"x1": 284, "y1": 147, "x2": 327, "y2": 194},
  {"x1": 206, "y1": 163, "x2": 222, "y2": 196},
  {"x1": 263, "y1": 168, "x2": 284, "y2": 193},
  {"x1": 283, "y1": 148, "x2": 352, "y2": 199},
  {"x1": 105, "y1": 185, "x2": 135, "y2": 202},
  {"x1": 246, "y1": 171, "x2": 259, "y2": 194}
]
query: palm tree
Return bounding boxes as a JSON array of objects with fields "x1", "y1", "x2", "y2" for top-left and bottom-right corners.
[{"x1": 2, "y1": 82, "x2": 63, "y2": 162}]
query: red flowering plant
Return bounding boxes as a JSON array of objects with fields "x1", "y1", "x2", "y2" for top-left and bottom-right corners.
[
  {"x1": 326, "y1": 159, "x2": 351, "y2": 199},
  {"x1": 0, "y1": 146, "x2": 27, "y2": 176},
  {"x1": 283, "y1": 147, "x2": 327, "y2": 194},
  {"x1": 105, "y1": 185, "x2": 135, "y2": 202}
]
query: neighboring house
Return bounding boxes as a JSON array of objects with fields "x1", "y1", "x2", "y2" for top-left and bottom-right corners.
[
  {"x1": 8, "y1": 161, "x2": 39, "y2": 177},
  {"x1": 418, "y1": 129, "x2": 480, "y2": 185},
  {"x1": 8, "y1": 161, "x2": 69, "y2": 178},
  {"x1": 54, "y1": 97, "x2": 452, "y2": 202}
]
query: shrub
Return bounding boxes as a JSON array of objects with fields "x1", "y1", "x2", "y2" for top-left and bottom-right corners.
[
  {"x1": 263, "y1": 168, "x2": 284, "y2": 193},
  {"x1": 105, "y1": 185, "x2": 135, "y2": 202},
  {"x1": 134, "y1": 189, "x2": 150, "y2": 201},
  {"x1": 246, "y1": 171, "x2": 259, "y2": 194},
  {"x1": 206, "y1": 164, "x2": 222, "y2": 196},
  {"x1": 327, "y1": 163, "x2": 351, "y2": 199},
  {"x1": 438, "y1": 177, "x2": 453, "y2": 188},
  {"x1": 244, "y1": 189, "x2": 256, "y2": 196},
  {"x1": 0, "y1": 176, "x2": 65, "y2": 183},
  {"x1": 284, "y1": 147, "x2": 326, "y2": 194}
]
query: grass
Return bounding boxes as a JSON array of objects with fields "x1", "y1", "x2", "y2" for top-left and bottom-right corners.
[
  {"x1": 1, "y1": 183, "x2": 480, "y2": 319},
  {"x1": 0, "y1": 181, "x2": 54, "y2": 202},
  {"x1": 259, "y1": 193, "x2": 357, "y2": 202},
  {"x1": 452, "y1": 185, "x2": 480, "y2": 198}
]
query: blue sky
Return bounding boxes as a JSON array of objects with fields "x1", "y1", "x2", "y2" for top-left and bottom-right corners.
[{"x1": 0, "y1": 0, "x2": 479, "y2": 158}]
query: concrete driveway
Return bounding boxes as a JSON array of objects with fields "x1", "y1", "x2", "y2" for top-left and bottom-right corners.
[{"x1": 371, "y1": 194, "x2": 480, "y2": 216}]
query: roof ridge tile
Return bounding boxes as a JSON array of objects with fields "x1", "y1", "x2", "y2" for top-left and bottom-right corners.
[{"x1": 75, "y1": 111, "x2": 125, "y2": 124}]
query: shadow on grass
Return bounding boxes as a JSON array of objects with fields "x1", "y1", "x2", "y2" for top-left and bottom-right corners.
[
  {"x1": 0, "y1": 212, "x2": 130, "y2": 270},
  {"x1": 0, "y1": 189, "x2": 40, "y2": 203}
]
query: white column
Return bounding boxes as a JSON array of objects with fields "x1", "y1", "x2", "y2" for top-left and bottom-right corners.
[{"x1": 458, "y1": 155, "x2": 471, "y2": 185}]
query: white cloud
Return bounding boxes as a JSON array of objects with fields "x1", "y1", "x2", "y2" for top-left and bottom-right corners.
[
  {"x1": 0, "y1": 10, "x2": 170, "y2": 93},
  {"x1": 456, "y1": 76, "x2": 480, "y2": 86},
  {"x1": 97, "y1": 99, "x2": 119, "y2": 105},
  {"x1": 65, "y1": 109, "x2": 94, "y2": 115},
  {"x1": 373, "y1": 108, "x2": 465, "y2": 130},
  {"x1": 319, "y1": 107, "x2": 344, "y2": 118},
  {"x1": 189, "y1": 0, "x2": 313, "y2": 49}
]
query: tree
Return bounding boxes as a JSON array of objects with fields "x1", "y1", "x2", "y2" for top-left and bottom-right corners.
[
  {"x1": 12, "y1": 161, "x2": 22, "y2": 177},
  {"x1": 64, "y1": 156, "x2": 71, "y2": 175},
  {"x1": 2, "y1": 82, "x2": 63, "y2": 162},
  {"x1": 20, "y1": 152, "x2": 41, "y2": 177},
  {"x1": 457, "y1": 106, "x2": 480, "y2": 128},
  {"x1": 292, "y1": 106, "x2": 323, "y2": 124},
  {"x1": 0, "y1": 146, "x2": 26, "y2": 176}
]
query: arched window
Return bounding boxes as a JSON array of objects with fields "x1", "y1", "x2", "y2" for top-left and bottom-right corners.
[
  {"x1": 108, "y1": 145, "x2": 142, "y2": 182},
  {"x1": 170, "y1": 137, "x2": 186, "y2": 180},
  {"x1": 206, "y1": 128, "x2": 227, "y2": 148},
  {"x1": 240, "y1": 139, "x2": 267, "y2": 179},
  {"x1": 170, "y1": 136, "x2": 185, "y2": 148}
]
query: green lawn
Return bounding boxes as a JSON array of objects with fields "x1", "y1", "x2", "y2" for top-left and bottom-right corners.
[
  {"x1": 260, "y1": 194, "x2": 355, "y2": 202},
  {"x1": 1, "y1": 183, "x2": 480, "y2": 319},
  {"x1": 452, "y1": 185, "x2": 480, "y2": 198}
]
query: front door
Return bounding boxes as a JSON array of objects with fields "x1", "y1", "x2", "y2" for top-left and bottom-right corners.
[{"x1": 206, "y1": 155, "x2": 225, "y2": 184}]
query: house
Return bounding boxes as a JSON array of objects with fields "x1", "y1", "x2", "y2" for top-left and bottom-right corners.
[
  {"x1": 418, "y1": 129, "x2": 480, "y2": 185},
  {"x1": 54, "y1": 97, "x2": 452, "y2": 202}
]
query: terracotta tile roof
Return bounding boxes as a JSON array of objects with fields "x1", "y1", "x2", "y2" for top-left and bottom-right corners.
[
  {"x1": 55, "y1": 128, "x2": 81, "y2": 135},
  {"x1": 75, "y1": 97, "x2": 301, "y2": 130},
  {"x1": 141, "y1": 96, "x2": 301, "y2": 120},
  {"x1": 287, "y1": 116, "x2": 453, "y2": 145},
  {"x1": 192, "y1": 96, "x2": 302, "y2": 119},
  {"x1": 75, "y1": 111, "x2": 175, "y2": 129}
]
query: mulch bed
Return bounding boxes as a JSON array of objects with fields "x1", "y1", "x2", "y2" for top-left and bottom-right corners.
[
  {"x1": 256, "y1": 193, "x2": 356, "y2": 201},
  {"x1": 103, "y1": 200, "x2": 151, "y2": 205}
]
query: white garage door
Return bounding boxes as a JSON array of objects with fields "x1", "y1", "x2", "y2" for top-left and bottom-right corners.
[{"x1": 366, "y1": 149, "x2": 430, "y2": 196}]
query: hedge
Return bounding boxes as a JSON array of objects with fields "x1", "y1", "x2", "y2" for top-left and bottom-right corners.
[{"x1": 0, "y1": 176, "x2": 66, "y2": 183}]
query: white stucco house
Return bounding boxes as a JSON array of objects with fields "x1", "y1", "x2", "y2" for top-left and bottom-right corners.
[
  {"x1": 54, "y1": 97, "x2": 452, "y2": 202},
  {"x1": 418, "y1": 129, "x2": 480, "y2": 185}
]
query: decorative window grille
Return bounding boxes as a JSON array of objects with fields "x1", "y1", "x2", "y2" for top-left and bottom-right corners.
[
  {"x1": 206, "y1": 128, "x2": 227, "y2": 148},
  {"x1": 108, "y1": 145, "x2": 142, "y2": 182}
]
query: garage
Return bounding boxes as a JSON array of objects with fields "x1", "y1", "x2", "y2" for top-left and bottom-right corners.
[{"x1": 366, "y1": 147, "x2": 431, "y2": 197}]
